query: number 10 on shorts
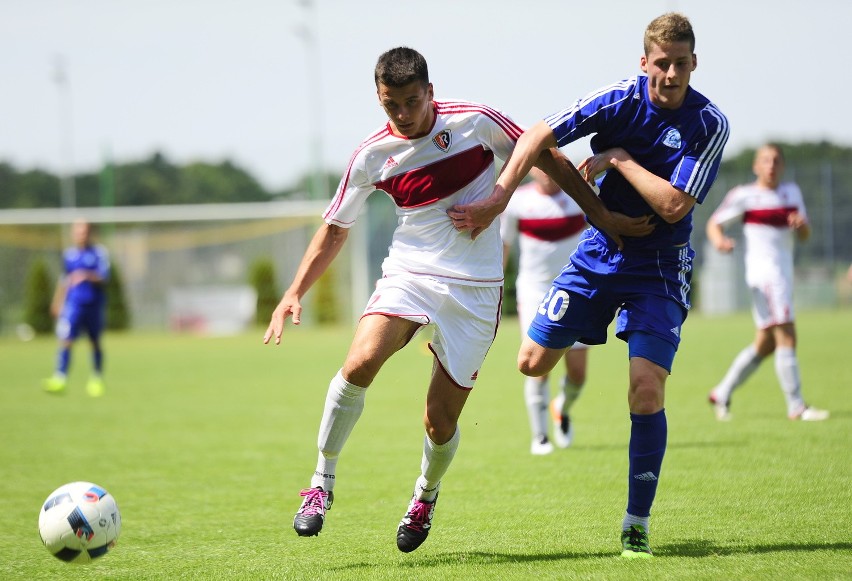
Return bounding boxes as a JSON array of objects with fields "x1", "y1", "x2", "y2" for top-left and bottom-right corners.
[{"x1": 538, "y1": 287, "x2": 570, "y2": 322}]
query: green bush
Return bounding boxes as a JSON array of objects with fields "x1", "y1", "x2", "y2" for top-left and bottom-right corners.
[
  {"x1": 249, "y1": 258, "x2": 279, "y2": 325},
  {"x1": 23, "y1": 258, "x2": 55, "y2": 334},
  {"x1": 106, "y1": 261, "x2": 131, "y2": 330},
  {"x1": 312, "y1": 267, "x2": 340, "y2": 325}
]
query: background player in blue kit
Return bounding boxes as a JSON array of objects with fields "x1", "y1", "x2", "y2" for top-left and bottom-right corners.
[
  {"x1": 43, "y1": 219, "x2": 111, "y2": 397},
  {"x1": 449, "y1": 12, "x2": 729, "y2": 558}
]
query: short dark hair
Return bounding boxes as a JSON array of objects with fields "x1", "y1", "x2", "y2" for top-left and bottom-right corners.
[{"x1": 374, "y1": 47, "x2": 429, "y2": 88}]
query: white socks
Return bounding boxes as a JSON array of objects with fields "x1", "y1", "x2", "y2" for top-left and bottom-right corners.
[
  {"x1": 524, "y1": 377, "x2": 550, "y2": 439},
  {"x1": 307, "y1": 370, "x2": 463, "y2": 503},
  {"x1": 712, "y1": 344, "x2": 763, "y2": 403},
  {"x1": 774, "y1": 346, "x2": 804, "y2": 415},
  {"x1": 623, "y1": 513, "x2": 649, "y2": 533},
  {"x1": 414, "y1": 427, "x2": 460, "y2": 502},
  {"x1": 310, "y1": 370, "x2": 366, "y2": 491},
  {"x1": 527, "y1": 376, "x2": 584, "y2": 440},
  {"x1": 559, "y1": 377, "x2": 583, "y2": 413}
]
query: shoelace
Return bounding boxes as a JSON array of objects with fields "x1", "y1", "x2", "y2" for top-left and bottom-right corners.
[
  {"x1": 403, "y1": 501, "x2": 431, "y2": 532},
  {"x1": 298, "y1": 488, "x2": 327, "y2": 516},
  {"x1": 624, "y1": 526, "x2": 649, "y2": 551}
]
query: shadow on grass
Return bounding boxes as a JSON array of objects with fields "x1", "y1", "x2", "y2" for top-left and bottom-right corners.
[
  {"x1": 658, "y1": 539, "x2": 852, "y2": 557},
  {"x1": 577, "y1": 439, "x2": 745, "y2": 452},
  {"x1": 328, "y1": 540, "x2": 852, "y2": 572}
]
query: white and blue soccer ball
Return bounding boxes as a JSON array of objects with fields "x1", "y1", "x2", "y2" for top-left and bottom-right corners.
[{"x1": 38, "y1": 481, "x2": 121, "y2": 563}]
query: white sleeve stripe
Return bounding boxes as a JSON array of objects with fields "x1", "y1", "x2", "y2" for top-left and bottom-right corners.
[
  {"x1": 325, "y1": 128, "x2": 391, "y2": 219},
  {"x1": 544, "y1": 78, "x2": 637, "y2": 143},
  {"x1": 436, "y1": 101, "x2": 524, "y2": 139},
  {"x1": 683, "y1": 104, "x2": 730, "y2": 197}
]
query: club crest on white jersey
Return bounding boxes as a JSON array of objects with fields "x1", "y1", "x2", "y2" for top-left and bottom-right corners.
[{"x1": 432, "y1": 129, "x2": 452, "y2": 152}]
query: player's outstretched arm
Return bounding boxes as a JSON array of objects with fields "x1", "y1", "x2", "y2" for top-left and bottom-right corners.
[
  {"x1": 263, "y1": 223, "x2": 349, "y2": 345},
  {"x1": 535, "y1": 148, "x2": 654, "y2": 246},
  {"x1": 50, "y1": 279, "x2": 68, "y2": 319},
  {"x1": 448, "y1": 122, "x2": 653, "y2": 244},
  {"x1": 705, "y1": 216, "x2": 734, "y2": 253},
  {"x1": 447, "y1": 122, "x2": 557, "y2": 239}
]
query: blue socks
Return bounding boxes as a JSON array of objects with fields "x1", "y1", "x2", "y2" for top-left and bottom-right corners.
[
  {"x1": 626, "y1": 409, "x2": 667, "y2": 518},
  {"x1": 93, "y1": 347, "x2": 103, "y2": 375},
  {"x1": 57, "y1": 347, "x2": 70, "y2": 375}
]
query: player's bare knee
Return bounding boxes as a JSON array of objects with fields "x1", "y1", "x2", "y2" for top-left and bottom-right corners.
[
  {"x1": 628, "y1": 381, "x2": 664, "y2": 414},
  {"x1": 518, "y1": 354, "x2": 547, "y2": 377},
  {"x1": 423, "y1": 414, "x2": 456, "y2": 444},
  {"x1": 340, "y1": 359, "x2": 379, "y2": 388},
  {"x1": 569, "y1": 370, "x2": 587, "y2": 386}
]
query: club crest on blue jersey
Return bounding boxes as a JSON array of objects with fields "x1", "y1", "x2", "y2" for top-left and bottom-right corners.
[
  {"x1": 662, "y1": 128, "x2": 682, "y2": 149},
  {"x1": 432, "y1": 130, "x2": 451, "y2": 152}
]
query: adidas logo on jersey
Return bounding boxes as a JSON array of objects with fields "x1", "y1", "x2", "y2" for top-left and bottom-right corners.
[
  {"x1": 383, "y1": 156, "x2": 399, "y2": 170},
  {"x1": 670, "y1": 326, "x2": 680, "y2": 337},
  {"x1": 633, "y1": 471, "x2": 658, "y2": 481}
]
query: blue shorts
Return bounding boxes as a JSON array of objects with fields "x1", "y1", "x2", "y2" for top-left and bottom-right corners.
[
  {"x1": 57, "y1": 302, "x2": 105, "y2": 342},
  {"x1": 527, "y1": 230, "x2": 692, "y2": 366}
]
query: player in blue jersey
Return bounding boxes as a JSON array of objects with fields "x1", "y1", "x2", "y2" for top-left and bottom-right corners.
[
  {"x1": 449, "y1": 12, "x2": 729, "y2": 558},
  {"x1": 43, "y1": 219, "x2": 110, "y2": 397}
]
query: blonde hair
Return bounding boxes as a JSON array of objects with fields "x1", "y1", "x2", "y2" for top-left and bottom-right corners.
[{"x1": 644, "y1": 12, "x2": 695, "y2": 54}]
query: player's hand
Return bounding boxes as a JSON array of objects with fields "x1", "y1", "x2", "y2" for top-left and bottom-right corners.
[
  {"x1": 611, "y1": 213, "x2": 655, "y2": 238},
  {"x1": 578, "y1": 151, "x2": 616, "y2": 185},
  {"x1": 593, "y1": 212, "x2": 654, "y2": 250},
  {"x1": 713, "y1": 236, "x2": 735, "y2": 253},
  {"x1": 67, "y1": 271, "x2": 88, "y2": 286},
  {"x1": 788, "y1": 211, "x2": 807, "y2": 230},
  {"x1": 263, "y1": 294, "x2": 302, "y2": 346},
  {"x1": 447, "y1": 197, "x2": 505, "y2": 240}
]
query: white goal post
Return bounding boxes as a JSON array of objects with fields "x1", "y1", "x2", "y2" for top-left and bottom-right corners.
[{"x1": 0, "y1": 200, "x2": 373, "y2": 333}]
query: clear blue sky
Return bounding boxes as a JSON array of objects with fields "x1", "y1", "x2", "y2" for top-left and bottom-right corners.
[{"x1": 1, "y1": 0, "x2": 849, "y2": 193}]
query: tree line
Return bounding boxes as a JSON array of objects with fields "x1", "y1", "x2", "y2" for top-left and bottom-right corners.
[
  {"x1": 2, "y1": 142, "x2": 851, "y2": 265},
  {"x1": 0, "y1": 152, "x2": 340, "y2": 209}
]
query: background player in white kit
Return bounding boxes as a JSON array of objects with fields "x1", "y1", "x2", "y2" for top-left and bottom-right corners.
[
  {"x1": 706, "y1": 143, "x2": 829, "y2": 422},
  {"x1": 501, "y1": 167, "x2": 590, "y2": 454},
  {"x1": 263, "y1": 47, "x2": 650, "y2": 553}
]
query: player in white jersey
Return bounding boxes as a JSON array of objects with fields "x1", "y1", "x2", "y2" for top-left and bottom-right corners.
[
  {"x1": 501, "y1": 168, "x2": 590, "y2": 454},
  {"x1": 706, "y1": 143, "x2": 828, "y2": 422},
  {"x1": 263, "y1": 47, "x2": 650, "y2": 553}
]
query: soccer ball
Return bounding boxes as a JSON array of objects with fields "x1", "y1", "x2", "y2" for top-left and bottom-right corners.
[{"x1": 38, "y1": 481, "x2": 121, "y2": 563}]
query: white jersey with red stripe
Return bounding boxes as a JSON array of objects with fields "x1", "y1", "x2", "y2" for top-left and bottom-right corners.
[
  {"x1": 500, "y1": 182, "x2": 587, "y2": 288},
  {"x1": 710, "y1": 181, "x2": 807, "y2": 287},
  {"x1": 324, "y1": 99, "x2": 522, "y2": 287}
]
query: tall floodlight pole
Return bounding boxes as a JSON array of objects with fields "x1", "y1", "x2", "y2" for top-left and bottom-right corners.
[
  {"x1": 52, "y1": 55, "x2": 76, "y2": 215},
  {"x1": 295, "y1": 0, "x2": 325, "y2": 200}
]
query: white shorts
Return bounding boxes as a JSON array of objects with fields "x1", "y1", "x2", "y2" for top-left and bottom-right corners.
[
  {"x1": 363, "y1": 275, "x2": 502, "y2": 389},
  {"x1": 750, "y1": 279, "x2": 795, "y2": 329},
  {"x1": 516, "y1": 282, "x2": 589, "y2": 350}
]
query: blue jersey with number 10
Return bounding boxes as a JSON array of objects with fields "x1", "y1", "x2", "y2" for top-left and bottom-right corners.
[{"x1": 545, "y1": 75, "x2": 729, "y2": 250}]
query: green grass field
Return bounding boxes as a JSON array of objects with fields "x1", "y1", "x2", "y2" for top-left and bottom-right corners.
[{"x1": 1, "y1": 309, "x2": 850, "y2": 580}]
